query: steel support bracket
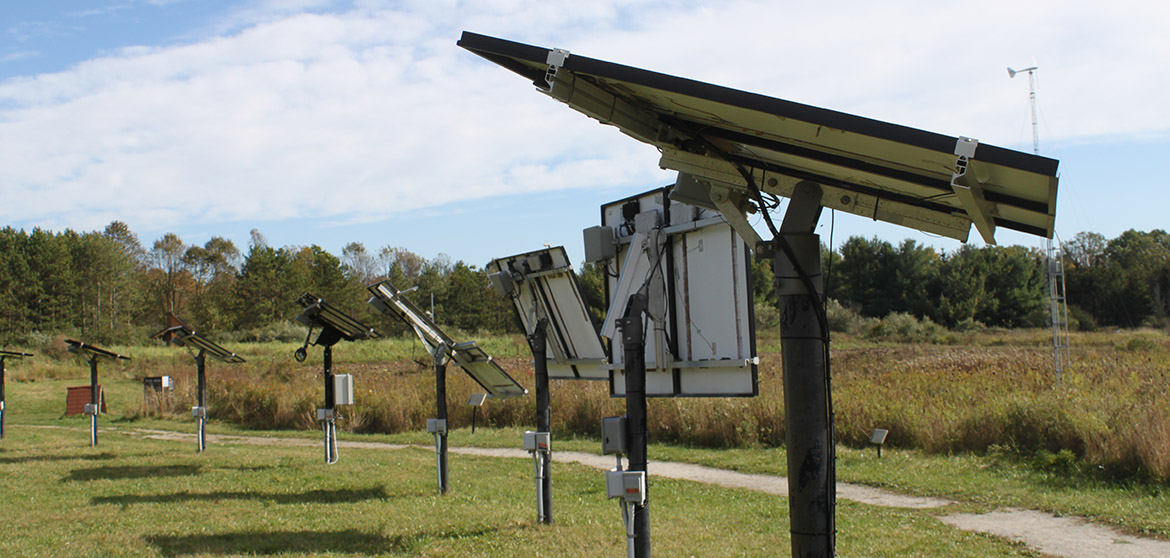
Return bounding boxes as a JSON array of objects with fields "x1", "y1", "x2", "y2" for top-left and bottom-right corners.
[{"x1": 950, "y1": 136, "x2": 998, "y2": 244}]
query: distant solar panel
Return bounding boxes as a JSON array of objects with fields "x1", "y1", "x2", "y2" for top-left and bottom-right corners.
[
  {"x1": 155, "y1": 325, "x2": 245, "y2": 364},
  {"x1": 487, "y1": 247, "x2": 608, "y2": 380},
  {"x1": 458, "y1": 31, "x2": 1059, "y2": 244},
  {"x1": 368, "y1": 281, "x2": 527, "y2": 398},
  {"x1": 295, "y1": 293, "x2": 379, "y2": 345},
  {"x1": 65, "y1": 340, "x2": 130, "y2": 361}
]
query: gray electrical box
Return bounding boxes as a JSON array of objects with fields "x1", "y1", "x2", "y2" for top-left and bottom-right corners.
[
  {"x1": 84, "y1": 403, "x2": 99, "y2": 416},
  {"x1": 523, "y1": 431, "x2": 551, "y2": 453},
  {"x1": 317, "y1": 408, "x2": 334, "y2": 421},
  {"x1": 583, "y1": 225, "x2": 616, "y2": 262},
  {"x1": 191, "y1": 406, "x2": 206, "y2": 418},
  {"x1": 606, "y1": 469, "x2": 647, "y2": 504},
  {"x1": 601, "y1": 416, "x2": 627, "y2": 455},
  {"x1": 427, "y1": 418, "x2": 447, "y2": 434},
  {"x1": 334, "y1": 374, "x2": 354, "y2": 405},
  {"x1": 488, "y1": 271, "x2": 515, "y2": 297}
]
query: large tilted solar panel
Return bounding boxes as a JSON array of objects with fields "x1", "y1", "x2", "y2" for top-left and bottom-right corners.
[
  {"x1": 487, "y1": 247, "x2": 608, "y2": 380},
  {"x1": 598, "y1": 187, "x2": 757, "y2": 397},
  {"x1": 457, "y1": 31, "x2": 1059, "y2": 244}
]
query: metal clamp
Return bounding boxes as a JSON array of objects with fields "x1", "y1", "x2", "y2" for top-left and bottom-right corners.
[
  {"x1": 544, "y1": 48, "x2": 570, "y2": 89},
  {"x1": 951, "y1": 136, "x2": 979, "y2": 183}
]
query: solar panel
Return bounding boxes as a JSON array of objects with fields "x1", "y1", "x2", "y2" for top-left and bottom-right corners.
[
  {"x1": 65, "y1": 340, "x2": 131, "y2": 361},
  {"x1": 295, "y1": 293, "x2": 379, "y2": 344},
  {"x1": 457, "y1": 31, "x2": 1059, "y2": 244},
  {"x1": 368, "y1": 281, "x2": 527, "y2": 398},
  {"x1": 487, "y1": 247, "x2": 608, "y2": 380},
  {"x1": 155, "y1": 325, "x2": 245, "y2": 364},
  {"x1": 450, "y1": 342, "x2": 528, "y2": 398}
]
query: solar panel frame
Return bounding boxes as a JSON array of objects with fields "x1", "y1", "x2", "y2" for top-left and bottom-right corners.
[
  {"x1": 487, "y1": 247, "x2": 609, "y2": 381},
  {"x1": 457, "y1": 31, "x2": 1059, "y2": 243},
  {"x1": 367, "y1": 281, "x2": 528, "y2": 398}
]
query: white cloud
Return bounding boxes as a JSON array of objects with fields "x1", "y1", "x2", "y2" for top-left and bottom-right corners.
[{"x1": 1, "y1": 0, "x2": 1168, "y2": 238}]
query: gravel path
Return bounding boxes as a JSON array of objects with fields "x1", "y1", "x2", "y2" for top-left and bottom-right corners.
[{"x1": 46, "y1": 426, "x2": 1170, "y2": 557}]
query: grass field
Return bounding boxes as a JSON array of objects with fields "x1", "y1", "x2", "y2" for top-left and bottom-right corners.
[
  {"x1": 3, "y1": 328, "x2": 1168, "y2": 555},
  {"x1": 1, "y1": 425, "x2": 1045, "y2": 557}
]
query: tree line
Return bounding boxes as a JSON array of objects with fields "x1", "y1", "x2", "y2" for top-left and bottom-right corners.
[{"x1": 0, "y1": 222, "x2": 1166, "y2": 345}]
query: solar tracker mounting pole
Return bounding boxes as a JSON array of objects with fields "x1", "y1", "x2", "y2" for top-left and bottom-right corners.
[
  {"x1": 527, "y1": 318, "x2": 553, "y2": 524},
  {"x1": 89, "y1": 357, "x2": 99, "y2": 447},
  {"x1": 323, "y1": 345, "x2": 338, "y2": 464},
  {"x1": 433, "y1": 344, "x2": 450, "y2": 494},
  {"x1": 196, "y1": 350, "x2": 207, "y2": 452},
  {"x1": 0, "y1": 356, "x2": 7, "y2": 439},
  {"x1": 765, "y1": 181, "x2": 834, "y2": 558},
  {"x1": 618, "y1": 292, "x2": 650, "y2": 558}
]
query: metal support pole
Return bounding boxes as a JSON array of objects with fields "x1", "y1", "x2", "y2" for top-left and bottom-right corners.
[
  {"x1": 89, "y1": 357, "x2": 99, "y2": 447},
  {"x1": 1, "y1": 356, "x2": 7, "y2": 440},
  {"x1": 434, "y1": 346, "x2": 450, "y2": 494},
  {"x1": 323, "y1": 345, "x2": 338, "y2": 464},
  {"x1": 766, "y1": 180, "x2": 834, "y2": 558},
  {"x1": 528, "y1": 318, "x2": 554, "y2": 524},
  {"x1": 618, "y1": 292, "x2": 650, "y2": 558},
  {"x1": 195, "y1": 350, "x2": 206, "y2": 453}
]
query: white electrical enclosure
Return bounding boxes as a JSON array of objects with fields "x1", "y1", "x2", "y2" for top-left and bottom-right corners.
[
  {"x1": 334, "y1": 374, "x2": 354, "y2": 406},
  {"x1": 599, "y1": 186, "x2": 758, "y2": 397},
  {"x1": 487, "y1": 247, "x2": 608, "y2": 380},
  {"x1": 368, "y1": 281, "x2": 528, "y2": 398}
]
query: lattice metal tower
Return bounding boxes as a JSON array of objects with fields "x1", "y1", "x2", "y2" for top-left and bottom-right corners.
[{"x1": 1010, "y1": 65, "x2": 1070, "y2": 381}]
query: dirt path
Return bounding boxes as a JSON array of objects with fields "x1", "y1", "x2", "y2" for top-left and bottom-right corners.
[{"x1": 40, "y1": 426, "x2": 1170, "y2": 557}]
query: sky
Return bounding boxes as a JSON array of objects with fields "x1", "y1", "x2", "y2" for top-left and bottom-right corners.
[{"x1": 2, "y1": 0, "x2": 1169, "y2": 268}]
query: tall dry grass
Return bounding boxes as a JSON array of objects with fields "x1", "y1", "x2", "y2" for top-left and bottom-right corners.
[{"x1": 37, "y1": 329, "x2": 1170, "y2": 483}]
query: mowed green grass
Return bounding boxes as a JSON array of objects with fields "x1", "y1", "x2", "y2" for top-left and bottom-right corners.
[{"x1": 0, "y1": 426, "x2": 1043, "y2": 558}]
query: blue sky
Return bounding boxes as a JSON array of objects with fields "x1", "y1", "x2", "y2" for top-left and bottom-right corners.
[{"x1": 3, "y1": 0, "x2": 1168, "y2": 267}]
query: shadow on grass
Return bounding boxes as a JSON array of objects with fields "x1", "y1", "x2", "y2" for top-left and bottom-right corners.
[
  {"x1": 64, "y1": 464, "x2": 201, "y2": 482},
  {"x1": 93, "y1": 486, "x2": 393, "y2": 507},
  {"x1": 0, "y1": 451, "x2": 117, "y2": 464},
  {"x1": 145, "y1": 526, "x2": 500, "y2": 556}
]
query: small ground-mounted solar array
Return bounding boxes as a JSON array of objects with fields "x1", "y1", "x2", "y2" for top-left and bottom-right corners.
[
  {"x1": 65, "y1": 340, "x2": 131, "y2": 447},
  {"x1": 153, "y1": 314, "x2": 245, "y2": 453},
  {"x1": 368, "y1": 280, "x2": 526, "y2": 494},
  {"x1": 459, "y1": 31, "x2": 1059, "y2": 558},
  {"x1": 0, "y1": 349, "x2": 33, "y2": 440},
  {"x1": 294, "y1": 293, "x2": 378, "y2": 464}
]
